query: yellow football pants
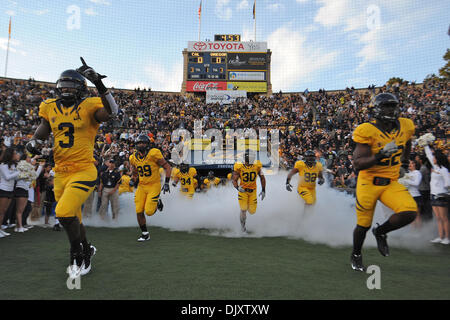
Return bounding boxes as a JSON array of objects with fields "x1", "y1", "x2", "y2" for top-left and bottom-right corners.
[{"x1": 54, "y1": 164, "x2": 98, "y2": 223}]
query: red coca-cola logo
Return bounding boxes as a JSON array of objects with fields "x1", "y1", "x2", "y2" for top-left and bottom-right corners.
[{"x1": 187, "y1": 81, "x2": 226, "y2": 92}]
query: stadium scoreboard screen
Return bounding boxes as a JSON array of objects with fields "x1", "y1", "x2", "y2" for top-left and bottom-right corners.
[
  {"x1": 183, "y1": 38, "x2": 271, "y2": 94},
  {"x1": 187, "y1": 52, "x2": 227, "y2": 80}
]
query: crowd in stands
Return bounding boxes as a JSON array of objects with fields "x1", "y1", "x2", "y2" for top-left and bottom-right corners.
[{"x1": 0, "y1": 76, "x2": 448, "y2": 234}]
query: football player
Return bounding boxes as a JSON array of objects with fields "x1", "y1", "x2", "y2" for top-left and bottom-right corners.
[
  {"x1": 350, "y1": 93, "x2": 417, "y2": 271},
  {"x1": 204, "y1": 171, "x2": 221, "y2": 189},
  {"x1": 172, "y1": 163, "x2": 197, "y2": 199},
  {"x1": 129, "y1": 134, "x2": 171, "y2": 242},
  {"x1": 286, "y1": 150, "x2": 324, "y2": 205},
  {"x1": 118, "y1": 166, "x2": 134, "y2": 195},
  {"x1": 26, "y1": 58, "x2": 119, "y2": 279},
  {"x1": 232, "y1": 149, "x2": 266, "y2": 233}
]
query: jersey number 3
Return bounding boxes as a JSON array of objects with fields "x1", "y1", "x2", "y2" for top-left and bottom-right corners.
[{"x1": 58, "y1": 122, "x2": 75, "y2": 148}]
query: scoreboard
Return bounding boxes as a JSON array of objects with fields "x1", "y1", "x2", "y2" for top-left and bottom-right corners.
[
  {"x1": 183, "y1": 37, "x2": 271, "y2": 94},
  {"x1": 187, "y1": 52, "x2": 227, "y2": 80}
]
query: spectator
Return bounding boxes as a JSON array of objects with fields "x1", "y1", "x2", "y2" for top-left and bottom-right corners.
[
  {"x1": 98, "y1": 160, "x2": 121, "y2": 220},
  {"x1": 0, "y1": 148, "x2": 20, "y2": 238},
  {"x1": 424, "y1": 145, "x2": 450, "y2": 244},
  {"x1": 398, "y1": 160, "x2": 423, "y2": 228}
]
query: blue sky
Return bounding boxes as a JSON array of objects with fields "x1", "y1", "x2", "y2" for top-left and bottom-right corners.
[{"x1": 0, "y1": 0, "x2": 449, "y2": 92}]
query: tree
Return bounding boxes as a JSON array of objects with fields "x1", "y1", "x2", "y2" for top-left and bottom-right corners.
[
  {"x1": 438, "y1": 49, "x2": 450, "y2": 79},
  {"x1": 386, "y1": 77, "x2": 408, "y2": 86}
]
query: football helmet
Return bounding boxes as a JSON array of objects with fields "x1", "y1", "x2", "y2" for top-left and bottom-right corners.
[
  {"x1": 208, "y1": 171, "x2": 214, "y2": 179},
  {"x1": 370, "y1": 93, "x2": 400, "y2": 123},
  {"x1": 135, "y1": 134, "x2": 150, "y2": 154},
  {"x1": 180, "y1": 163, "x2": 189, "y2": 174},
  {"x1": 55, "y1": 69, "x2": 88, "y2": 104},
  {"x1": 304, "y1": 150, "x2": 316, "y2": 167}
]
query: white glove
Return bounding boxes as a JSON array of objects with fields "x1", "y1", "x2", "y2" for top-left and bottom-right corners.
[
  {"x1": 236, "y1": 186, "x2": 246, "y2": 193},
  {"x1": 376, "y1": 141, "x2": 398, "y2": 161}
]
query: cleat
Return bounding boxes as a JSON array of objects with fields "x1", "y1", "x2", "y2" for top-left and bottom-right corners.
[
  {"x1": 372, "y1": 223, "x2": 389, "y2": 257},
  {"x1": 157, "y1": 199, "x2": 164, "y2": 212},
  {"x1": 81, "y1": 244, "x2": 97, "y2": 276},
  {"x1": 138, "y1": 232, "x2": 150, "y2": 242},
  {"x1": 350, "y1": 254, "x2": 366, "y2": 272},
  {"x1": 53, "y1": 224, "x2": 62, "y2": 231},
  {"x1": 67, "y1": 251, "x2": 84, "y2": 279}
]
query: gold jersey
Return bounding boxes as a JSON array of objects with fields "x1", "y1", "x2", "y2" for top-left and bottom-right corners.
[
  {"x1": 129, "y1": 148, "x2": 164, "y2": 185},
  {"x1": 38, "y1": 97, "x2": 103, "y2": 172},
  {"x1": 175, "y1": 167, "x2": 197, "y2": 192},
  {"x1": 294, "y1": 160, "x2": 323, "y2": 188},
  {"x1": 204, "y1": 177, "x2": 221, "y2": 188},
  {"x1": 119, "y1": 174, "x2": 134, "y2": 194},
  {"x1": 352, "y1": 117, "x2": 415, "y2": 180},
  {"x1": 233, "y1": 161, "x2": 262, "y2": 190}
]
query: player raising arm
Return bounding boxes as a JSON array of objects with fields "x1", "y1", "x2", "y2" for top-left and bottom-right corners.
[{"x1": 26, "y1": 58, "x2": 119, "y2": 279}]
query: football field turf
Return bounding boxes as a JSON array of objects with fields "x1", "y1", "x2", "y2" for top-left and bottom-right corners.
[{"x1": 0, "y1": 226, "x2": 449, "y2": 300}]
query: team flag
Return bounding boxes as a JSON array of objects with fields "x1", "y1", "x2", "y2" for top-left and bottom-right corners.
[
  {"x1": 253, "y1": 0, "x2": 255, "y2": 19},
  {"x1": 8, "y1": 17, "x2": 11, "y2": 39},
  {"x1": 198, "y1": 0, "x2": 202, "y2": 20}
]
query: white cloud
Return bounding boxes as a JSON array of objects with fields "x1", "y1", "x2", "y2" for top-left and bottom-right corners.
[
  {"x1": 266, "y1": 3, "x2": 284, "y2": 11},
  {"x1": 88, "y1": 0, "x2": 111, "y2": 5},
  {"x1": 5, "y1": 10, "x2": 16, "y2": 16},
  {"x1": 267, "y1": 26, "x2": 338, "y2": 91},
  {"x1": 0, "y1": 37, "x2": 26, "y2": 56},
  {"x1": 85, "y1": 7, "x2": 98, "y2": 16},
  {"x1": 34, "y1": 9, "x2": 49, "y2": 16},
  {"x1": 140, "y1": 59, "x2": 184, "y2": 92},
  {"x1": 237, "y1": 0, "x2": 249, "y2": 11},
  {"x1": 296, "y1": 0, "x2": 309, "y2": 3},
  {"x1": 313, "y1": 0, "x2": 436, "y2": 72},
  {"x1": 215, "y1": 0, "x2": 232, "y2": 21}
]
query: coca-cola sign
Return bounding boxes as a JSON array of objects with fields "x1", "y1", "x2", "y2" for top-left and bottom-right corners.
[{"x1": 187, "y1": 81, "x2": 227, "y2": 92}]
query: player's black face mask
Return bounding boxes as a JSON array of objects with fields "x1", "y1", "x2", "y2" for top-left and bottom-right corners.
[{"x1": 136, "y1": 143, "x2": 147, "y2": 153}]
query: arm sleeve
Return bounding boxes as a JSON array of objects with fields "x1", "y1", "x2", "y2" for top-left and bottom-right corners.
[
  {"x1": 0, "y1": 165, "x2": 20, "y2": 181},
  {"x1": 406, "y1": 171, "x2": 422, "y2": 187},
  {"x1": 35, "y1": 165, "x2": 44, "y2": 177},
  {"x1": 89, "y1": 97, "x2": 104, "y2": 124},
  {"x1": 424, "y1": 145, "x2": 439, "y2": 171},
  {"x1": 352, "y1": 123, "x2": 372, "y2": 145},
  {"x1": 442, "y1": 168, "x2": 450, "y2": 189},
  {"x1": 38, "y1": 101, "x2": 49, "y2": 122},
  {"x1": 149, "y1": 149, "x2": 164, "y2": 163}
]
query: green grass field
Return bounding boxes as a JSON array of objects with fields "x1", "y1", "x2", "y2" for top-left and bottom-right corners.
[{"x1": 0, "y1": 226, "x2": 449, "y2": 300}]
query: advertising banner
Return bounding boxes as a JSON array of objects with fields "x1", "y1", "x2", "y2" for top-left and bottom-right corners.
[
  {"x1": 186, "y1": 81, "x2": 227, "y2": 92},
  {"x1": 228, "y1": 71, "x2": 265, "y2": 81},
  {"x1": 227, "y1": 82, "x2": 267, "y2": 92},
  {"x1": 206, "y1": 90, "x2": 247, "y2": 105},
  {"x1": 227, "y1": 53, "x2": 267, "y2": 70},
  {"x1": 188, "y1": 41, "x2": 267, "y2": 52}
]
